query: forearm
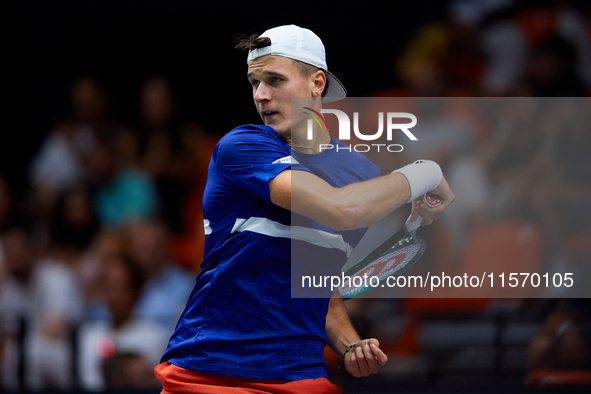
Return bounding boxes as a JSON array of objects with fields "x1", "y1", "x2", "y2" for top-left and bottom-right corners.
[
  {"x1": 290, "y1": 171, "x2": 411, "y2": 230},
  {"x1": 271, "y1": 159, "x2": 451, "y2": 231},
  {"x1": 325, "y1": 290, "x2": 361, "y2": 359}
]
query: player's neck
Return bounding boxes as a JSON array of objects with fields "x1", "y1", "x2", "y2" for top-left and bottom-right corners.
[{"x1": 290, "y1": 130, "x2": 331, "y2": 154}]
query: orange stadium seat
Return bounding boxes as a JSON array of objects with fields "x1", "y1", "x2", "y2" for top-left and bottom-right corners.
[
  {"x1": 450, "y1": 220, "x2": 542, "y2": 299},
  {"x1": 398, "y1": 219, "x2": 542, "y2": 359}
]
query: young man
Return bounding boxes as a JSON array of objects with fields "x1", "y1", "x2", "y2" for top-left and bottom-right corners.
[{"x1": 155, "y1": 25, "x2": 454, "y2": 394}]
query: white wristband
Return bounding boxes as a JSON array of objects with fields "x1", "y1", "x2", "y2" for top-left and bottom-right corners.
[{"x1": 393, "y1": 160, "x2": 443, "y2": 203}]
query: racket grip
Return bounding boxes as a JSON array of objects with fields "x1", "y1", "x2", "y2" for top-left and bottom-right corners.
[
  {"x1": 405, "y1": 193, "x2": 443, "y2": 231},
  {"x1": 406, "y1": 216, "x2": 423, "y2": 231},
  {"x1": 423, "y1": 192, "x2": 442, "y2": 208}
]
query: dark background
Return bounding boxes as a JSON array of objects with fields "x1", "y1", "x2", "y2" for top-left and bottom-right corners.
[
  {"x1": 6, "y1": 0, "x2": 591, "y2": 191},
  {"x1": 4, "y1": 0, "x2": 452, "y2": 192}
]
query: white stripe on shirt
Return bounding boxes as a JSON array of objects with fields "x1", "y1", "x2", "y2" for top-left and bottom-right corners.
[{"x1": 231, "y1": 217, "x2": 352, "y2": 257}]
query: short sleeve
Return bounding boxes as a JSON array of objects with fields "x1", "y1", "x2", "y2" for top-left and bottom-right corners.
[{"x1": 214, "y1": 125, "x2": 292, "y2": 201}]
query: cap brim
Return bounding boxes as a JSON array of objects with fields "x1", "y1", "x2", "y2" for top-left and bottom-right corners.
[{"x1": 322, "y1": 70, "x2": 347, "y2": 103}]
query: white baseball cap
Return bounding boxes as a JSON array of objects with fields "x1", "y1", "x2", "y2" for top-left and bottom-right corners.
[{"x1": 247, "y1": 25, "x2": 347, "y2": 103}]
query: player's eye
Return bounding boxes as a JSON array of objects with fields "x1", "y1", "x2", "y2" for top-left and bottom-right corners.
[
  {"x1": 271, "y1": 77, "x2": 282, "y2": 83},
  {"x1": 250, "y1": 79, "x2": 260, "y2": 87}
]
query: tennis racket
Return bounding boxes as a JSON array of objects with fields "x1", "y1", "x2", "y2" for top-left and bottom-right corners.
[{"x1": 339, "y1": 192, "x2": 442, "y2": 299}]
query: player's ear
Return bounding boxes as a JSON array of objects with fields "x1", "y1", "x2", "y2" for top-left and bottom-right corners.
[{"x1": 311, "y1": 70, "x2": 326, "y2": 98}]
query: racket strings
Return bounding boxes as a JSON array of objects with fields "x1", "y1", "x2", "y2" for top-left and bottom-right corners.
[
  {"x1": 370, "y1": 243, "x2": 422, "y2": 278},
  {"x1": 339, "y1": 242, "x2": 423, "y2": 296}
]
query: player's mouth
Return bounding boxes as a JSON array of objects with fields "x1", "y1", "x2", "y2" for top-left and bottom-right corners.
[{"x1": 262, "y1": 111, "x2": 278, "y2": 123}]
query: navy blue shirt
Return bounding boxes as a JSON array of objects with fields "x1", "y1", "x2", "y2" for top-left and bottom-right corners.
[{"x1": 162, "y1": 124, "x2": 381, "y2": 380}]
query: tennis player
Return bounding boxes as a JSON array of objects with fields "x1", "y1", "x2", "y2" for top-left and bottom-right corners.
[{"x1": 155, "y1": 25, "x2": 454, "y2": 394}]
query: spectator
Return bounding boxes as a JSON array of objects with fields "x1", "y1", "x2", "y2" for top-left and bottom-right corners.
[
  {"x1": 77, "y1": 253, "x2": 167, "y2": 391},
  {"x1": 123, "y1": 219, "x2": 194, "y2": 331},
  {"x1": 516, "y1": 34, "x2": 588, "y2": 96},
  {"x1": 29, "y1": 77, "x2": 124, "y2": 222},
  {"x1": 527, "y1": 299, "x2": 591, "y2": 372},
  {"x1": 85, "y1": 139, "x2": 158, "y2": 229},
  {"x1": 81, "y1": 229, "x2": 127, "y2": 320},
  {"x1": 48, "y1": 185, "x2": 102, "y2": 308},
  {"x1": 120, "y1": 77, "x2": 187, "y2": 233},
  {"x1": 516, "y1": 0, "x2": 591, "y2": 90},
  {"x1": 0, "y1": 222, "x2": 82, "y2": 391},
  {"x1": 391, "y1": 0, "x2": 489, "y2": 97},
  {"x1": 475, "y1": 0, "x2": 528, "y2": 96}
]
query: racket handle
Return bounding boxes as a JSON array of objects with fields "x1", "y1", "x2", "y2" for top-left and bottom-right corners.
[
  {"x1": 423, "y1": 192, "x2": 442, "y2": 208},
  {"x1": 405, "y1": 192, "x2": 443, "y2": 231}
]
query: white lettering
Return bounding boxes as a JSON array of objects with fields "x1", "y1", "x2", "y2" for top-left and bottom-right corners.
[
  {"x1": 353, "y1": 112, "x2": 383, "y2": 140},
  {"x1": 387, "y1": 112, "x2": 418, "y2": 141}
]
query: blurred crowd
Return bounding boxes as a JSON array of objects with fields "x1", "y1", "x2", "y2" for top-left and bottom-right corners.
[
  {"x1": 337, "y1": 0, "x2": 591, "y2": 389},
  {"x1": 1, "y1": 0, "x2": 591, "y2": 392},
  {"x1": 0, "y1": 75, "x2": 218, "y2": 391}
]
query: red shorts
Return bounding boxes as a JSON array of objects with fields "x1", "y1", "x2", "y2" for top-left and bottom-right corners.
[{"x1": 154, "y1": 362, "x2": 343, "y2": 394}]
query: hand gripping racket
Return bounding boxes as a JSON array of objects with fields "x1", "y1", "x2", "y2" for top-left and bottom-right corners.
[{"x1": 339, "y1": 192, "x2": 442, "y2": 299}]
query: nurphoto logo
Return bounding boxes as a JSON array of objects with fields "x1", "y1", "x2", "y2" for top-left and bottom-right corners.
[{"x1": 303, "y1": 107, "x2": 418, "y2": 153}]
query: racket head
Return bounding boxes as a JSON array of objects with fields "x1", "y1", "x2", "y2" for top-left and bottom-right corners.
[{"x1": 339, "y1": 230, "x2": 427, "y2": 299}]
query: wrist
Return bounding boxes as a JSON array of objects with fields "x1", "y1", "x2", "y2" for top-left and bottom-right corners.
[
  {"x1": 392, "y1": 160, "x2": 442, "y2": 203},
  {"x1": 343, "y1": 342, "x2": 358, "y2": 359}
]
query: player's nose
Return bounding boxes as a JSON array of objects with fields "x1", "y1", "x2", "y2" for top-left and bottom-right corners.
[{"x1": 254, "y1": 82, "x2": 271, "y2": 102}]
